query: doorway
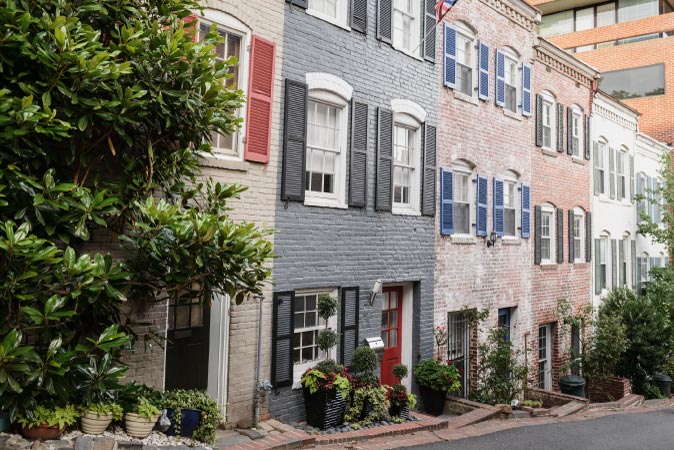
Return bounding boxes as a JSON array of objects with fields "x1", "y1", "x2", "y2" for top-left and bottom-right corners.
[
  {"x1": 447, "y1": 311, "x2": 471, "y2": 398},
  {"x1": 537, "y1": 324, "x2": 552, "y2": 390},
  {"x1": 380, "y1": 286, "x2": 403, "y2": 385}
]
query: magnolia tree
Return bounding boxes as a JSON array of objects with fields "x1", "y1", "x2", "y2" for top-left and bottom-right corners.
[{"x1": 0, "y1": 0, "x2": 272, "y2": 419}]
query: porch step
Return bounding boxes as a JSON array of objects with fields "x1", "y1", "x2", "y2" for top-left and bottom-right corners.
[
  {"x1": 448, "y1": 406, "x2": 501, "y2": 429},
  {"x1": 553, "y1": 400, "x2": 587, "y2": 418},
  {"x1": 588, "y1": 393, "x2": 644, "y2": 410}
]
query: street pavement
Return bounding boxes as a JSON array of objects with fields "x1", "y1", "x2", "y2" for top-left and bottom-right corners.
[{"x1": 409, "y1": 409, "x2": 674, "y2": 450}]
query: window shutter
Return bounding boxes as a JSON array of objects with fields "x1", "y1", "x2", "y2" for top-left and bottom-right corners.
[
  {"x1": 611, "y1": 239, "x2": 617, "y2": 289},
  {"x1": 593, "y1": 141, "x2": 600, "y2": 196},
  {"x1": 594, "y1": 239, "x2": 601, "y2": 295},
  {"x1": 422, "y1": 124, "x2": 437, "y2": 216},
  {"x1": 271, "y1": 291, "x2": 295, "y2": 387},
  {"x1": 556, "y1": 208, "x2": 564, "y2": 264},
  {"x1": 585, "y1": 211, "x2": 592, "y2": 263},
  {"x1": 340, "y1": 287, "x2": 359, "y2": 368},
  {"x1": 377, "y1": 0, "x2": 393, "y2": 44},
  {"x1": 636, "y1": 256, "x2": 642, "y2": 295},
  {"x1": 376, "y1": 108, "x2": 394, "y2": 211},
  {"x1": 566, "y1": 107, "x2": 573, "y2": 156},
  {"x1": 534, "y1": 205, "x2": 542, "y2": 264},
  {"x1": 349, "y1": 100, "x2": 369, "y2": 208},
  {"x1": 636, "y1": 174, "x2": 643, "y2": 223},
  {"x1": 476, "y1": 175, "x2": 488, "y2": 237},
  {"x1": 440, "y1": 168, "x2": 454, "y2": 235},
  {"x1": 493, "y1": 178, "x2": 504, "y2": 236},
  {"x1": 521, "y1": 183, "x2": 531, "y2": 238},
  {"x1": 478, "y1": 42, "x2": 490, "y2": 101},
  {"x1": 568, "y1": 210, "x2": 574, "y2": 263},
  {"x1": 281, "y1": 79, "x2": 308, "y2": 202},
  {"x1": 556, "y1": 103, "x2": 564, "y2": 153},
  {"x1": 245, "y1": 36, "x2": 276, "y2": 164},
  {"x1": 535, "y1": 95, "x2": 543, "y2": 147},
  {"x1": 631, "y1": 239, "x2": 637, "y2": 289},
  {"x1": 647, "y1": 177, "x2": 653, "y2": 220},
  {"x1": 629, "y1": 155, "x2": 635, "y2": 202},
  {"x1": 619, "y1": 240, "x2": 625, "y2": 286},
  {"x1": 351, "y1": 0, "x2": 368, "y2": 34},
  {"x1": 584, "y1": 114, "x2": 591, "y2": 160},
  {"x1": 609, "y1": 147, "x2": 616, "y2": 199},
  {"x1": 654, "y1": 180, "x2": 660, "y2": 223},
  {"x1": 286, "y1": 0, "x2": 308, "y2": 8},
  {"x1": 443, "y1": 24, "x2": 457, "y2": 89},
  {"x1": 422, "y1": 0, "x2": 436, "y2": 61},
  {"x1": 495, "y1": 50, "x2": 505, "y2": 107},
  {"x1": 522, "y1": 64, "x2": 532, "y2": 117}
]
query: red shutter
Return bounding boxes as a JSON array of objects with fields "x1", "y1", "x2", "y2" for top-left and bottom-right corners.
[
  {"x1": 184, "y1": 14, "x2": 198, "y2": 42},
  {"x1": 244, "y1": 35, "x2": 276, "y2": 163}
]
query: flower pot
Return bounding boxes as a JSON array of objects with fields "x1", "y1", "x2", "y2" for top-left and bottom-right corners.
[
  {"x1": 164, "y1": 408, "x2": 201, "y2": 438},
  {"x1": 388, "y1": 404, "x2": 409, "y2": 419},
  {"x1": 21, "y1": 424, "x2": 65, "y2": 440},
  {"x1": 80, "y1": 411, "x2": 113, "y2": 435},
  {"x1": 124, "y1": 412, "x2": 159, "y2": 438},
  {"x1": 418, "y1": 386, "x2": 446, "y2": 416},
  {"x1": 303, "y1": 388, "x2": 346, "y2": 430},
  {"x1": 0, "y1": 412, "x2": 10, "y2": 433}
]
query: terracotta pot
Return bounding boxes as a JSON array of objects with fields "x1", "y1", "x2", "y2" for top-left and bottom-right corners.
[
  {"x1": 80, "y1": 411, "x2": 113, "y2": 435},
  {"x1": 124, "y1": 412, "x2": 159, "y2": 438},
  {"x1": 21, "y1": 424, "x2": 65, "y2": 440}
]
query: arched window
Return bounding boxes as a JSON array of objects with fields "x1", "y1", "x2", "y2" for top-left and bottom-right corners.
[
  {"x1": 391, "y1": 99, "x2": 426, "y2": 215},
  {"x1": 502, "y1": 170, "x2": 520, "y2": 238},
  {"x1": 502, "y1": 47, "x2": 520, "y2": 113},
  {"x1": 453, "y1": 159, "x2": 475, "y2": 236},
  {"x1": 454, "y1": 22, "x2": 477, "y2": 97}
]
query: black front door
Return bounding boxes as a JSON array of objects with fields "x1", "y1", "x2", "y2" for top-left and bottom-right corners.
[{"x1": 165, "y1": 297, "x2": 210, "y2": 390}]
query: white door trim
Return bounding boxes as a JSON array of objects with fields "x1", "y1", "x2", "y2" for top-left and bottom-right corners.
[{"x1": 207, "y1": 295, "x2": 230, "y2": 420}]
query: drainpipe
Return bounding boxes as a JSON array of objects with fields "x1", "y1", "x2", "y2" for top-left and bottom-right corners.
[{"x1": 253, "y1": 294, "x2": 264, "y2": 426}]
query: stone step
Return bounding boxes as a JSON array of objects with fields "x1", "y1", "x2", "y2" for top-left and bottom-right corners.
[
  {"x1": 448, "y1": 407, "x2": 500, "y2": 429},
  {"x1": 554, "y1": 400, "x2": 587, "y2": 418}
]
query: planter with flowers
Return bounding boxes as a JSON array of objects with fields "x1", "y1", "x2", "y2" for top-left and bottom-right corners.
[
  {"x1": 387, "y1": 364, "x2": 416, "y2": 419},
  {"x1": 413, "y1": 360, "x2": 461, "y2": 416}
]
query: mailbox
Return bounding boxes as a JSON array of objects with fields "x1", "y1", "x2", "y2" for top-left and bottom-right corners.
[{"x1": 365, "y1": 336, "x2": 385, "y2": 361}]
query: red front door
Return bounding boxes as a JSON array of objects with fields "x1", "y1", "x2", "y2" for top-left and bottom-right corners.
[{"x1": 380, "y1": 286, "x2": 402, "y2": 386}]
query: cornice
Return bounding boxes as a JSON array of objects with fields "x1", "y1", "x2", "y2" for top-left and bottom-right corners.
[
  {"x1": 534, "y1": 38, "x2": 599, "y2": 88},
  {"x1": 479, "y1": 0, "x2": 541, "y2": 32},
  {"x1": 593, "y1": 103, "x2": 638, "y2": 131}
]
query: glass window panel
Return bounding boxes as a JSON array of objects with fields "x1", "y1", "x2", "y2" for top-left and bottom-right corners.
[
  {"x1": 600, "y1": 64, "x2": 665, "y2": 100},
  {"x1": 576, "y1": 7, "x2": 595, "y2": 31},
  {"x1": 190, "y1": 305, "x2": 203, "y2": 327},
  {"x1": 390, "y1": 330, "x2": 398, "y2": 347},
  {"x1": 381, "y1": 330, "x2": 389, "y2": 347},
  {"x1": 390, "y1": 292, "x2": 398, "y2": 309},
  {"x1": 505, "y1": 209, "x2": 516, "y2": 236},
  {"x1": 390, "y1": 310, "x2": 398, "y2": 326},
  {"x1": 540, "y1": 10, "x2": 574, "y2": 37},
  {"x1": 305, "y1": 311, "x2": 316, "y2": 328},
  {"x1": 619, "y1": 0, "x2": 658, "y2": 22},
  {"x1": 382, "y1": 311, "x2": 389, "y2": 327},
  {"x1": 175, "y1": 306, "x2": 189, "y2": 329},
  {"x1": 294, "y1": 312, "x2": 304, "y2": 329},
  {"x1": 306, "y1": 295, "x2": 316, "y2": 311},
  {"x1": 293, "y1": 349, "x2": 301, "y2": 363},
  {"x1": 576, "y1": 44, "x2": 596, "y2": 53},
  {"x1": 597, "y1": 3, "x2": 617, "y2": 26},
  {"x1": 302, "y1": 347, "x2": 314, "y2": 362}
]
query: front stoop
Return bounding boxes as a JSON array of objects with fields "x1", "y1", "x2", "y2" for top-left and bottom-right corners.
[
  {"x1": 446, "y1": 407, "x2": 501, "y2": 429},
  {"x1": 587, "y1": 393, "x2": 644, "y2": 411}
]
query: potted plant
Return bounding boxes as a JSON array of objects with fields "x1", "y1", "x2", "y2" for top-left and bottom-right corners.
[
  {"x1": 346, "y1": 346, "x2": 380, "y2": 420},
  {"x1": 161, "y1": 389, "x2": 222, "y2": 443},
  {"x1": 387, "y1": 364, "x2": 416, "y2": 419},
  {"x1": 80, "y1": 402, "x2": 123, "y2": 435},
  {"x1": 124, "y1": 397, "x2": 160, "y2": 438},
  {"x1": 413, "y1": 359, "x2": 461, "y2": 416},
  {"x1": 18, "y1": 404, "x2": 78, "y2": 440}
]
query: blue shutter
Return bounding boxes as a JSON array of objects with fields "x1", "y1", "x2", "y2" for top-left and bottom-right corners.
[
  {"x1": 478, "y1": 41, "x2": 490, "y2": 101},
  {"x1": 495, "y1": 50, "x2": 505, "y2": 107},
  {"x1": 522, "y1": 63, "x2": 532, "y2": 117},
  {"x1": 443, "y1": 24, "x2": 456, "y2": 89},
  {"x1": 521, "y1": 183, "x2": 530, "y2": 238},
  {"x1": 476, "y1": 175, "x2": 488, "y2": 237},
  {"x1": 493, "y1": 178, "x2": 504, "y2": 237},
  {"x1": 440, "y1": 168, "x2": 454, "y2": 235}
]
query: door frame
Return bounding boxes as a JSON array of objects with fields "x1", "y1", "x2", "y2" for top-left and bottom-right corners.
[
  {"x1": 382, "y1": 283, "x2": 414, "y2": 390},
  {"x1": 207, "y1": 294, "x2": 231, "y2": 419},
  {"x1": 538, "y1": 323, "x2": 552, "y2": 390}
]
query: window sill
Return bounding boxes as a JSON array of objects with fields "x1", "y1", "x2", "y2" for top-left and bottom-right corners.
[
  {"x1": 503, "y1": 108, "x2": 522, "y2": 121},
  {"x1": 573, "y1": 260, "x2": 588, "y2": 266},
  {"x1": 200, "y1": 154, "x2": 248, "y2": 172},
  {"x1": 304, "y1": 196, "x2": 348, "y2": 209},
  {"x1": 541, "y1": 148, "x2": 558, "y2": 158},
  {"x1": 305, "y1": 8, "x2": 351, "y2": 31},
  {"x1": 451, "y1": 235, "x2": 477, "y2": 244},
  {"x1": 539, "y1": 263, "x2": 558, "y2": 270},
  {"x1": 392, "y1": 206, "x2": 421, "y2": 216},
  {"x1": 502, "y1": 237, "x2": 521, "y2": 245},
  {"x1": 454, "y1": 91, "x2": 479, "y2": 106},
  {"x1": 571, "y1": 157, "x2": 586, "y2": 166}
]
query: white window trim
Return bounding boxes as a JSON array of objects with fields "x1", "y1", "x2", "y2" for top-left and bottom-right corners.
[
  {"x1": 392, "y1": 114, "x2": 422, "y2": 216},
  {"x1": 641, "y1": 253, "x2": 650, "y2": 286},
  {"x1": 200, "y1": 10, "x2": 252, "y2": 162},
  {"x1": 392, "y1": 0, "x2": 422, "y2": 59},
  {"x1": 455, "y1": 23, "x2": 476, "y2": 98},
  {"x1": 541, "y1": 92, "x2": 555, "y2": 151},
  {"x1": 622, "y1": 235, "x2": 630, "y2": 288},
  {"x1": 303, "y1": 74, "x2": 352, "y2": 209},
  {"x1": 306, "y1": 0, "x2": 351, "y2": 31},
  {"x1": 573, "y1": 207, "x2": 585, "y2": 263},
  {"x1": 541, "y1": 204, "x2": 555, "y2": 264},
  {"x1": 452, "y1": 161, "x2": 475, "y2": 237},
  {"x1": 616, "y1": 148, "x2": 627, "y2": 201},
  {"x1": 597, "y1": 140, "x2": 608, "y2": 197},
  {"x1": 502, "y1": 171, "x2": 520, "y2": 240},
  {"x1": 571, "y1": 106, "x2": 583, "y2": 159},
  {"x1": 291, "y1": 289, "x2": 339, "y2": 389},
  {"x1": 502, "y1": 48, "x2": 519, "y2": 114}
]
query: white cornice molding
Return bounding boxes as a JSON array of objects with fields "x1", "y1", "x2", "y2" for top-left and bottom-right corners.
[
  {"x1": 534, "y1": 38, "x2": 600, "y2": 87},
  {"x1": 479, "y1": 0, "x2": 541, "y2": 31},
  {"x1": 306, "y1": 72, "x2": 353, "y2": 101},
  {"x1": 391, "y1": 99, "x2": 427, "y2": 123}
]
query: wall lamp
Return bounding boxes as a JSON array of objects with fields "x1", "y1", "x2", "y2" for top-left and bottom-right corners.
[
  {"x1": 486, "y1": 230, "x2": 499, "y2": 248},
  {"x1": 369, "y1": 279, "x2": 382, "y2": 306}
]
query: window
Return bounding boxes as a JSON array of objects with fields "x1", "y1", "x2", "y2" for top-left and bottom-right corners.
[
  {"x1": 504, "y1": 179, "x2": 517, "y2": 237},
  {"x1": 599, "y1": 235, "x2": 608, "y2": 290},
  {"x1": 498, "y1": 308, "x2": 511, "y2": 342},
  {"x1": 638, "y1": 173, "x2": 648, "y2": 217},
  {"x1": 597, "y1": 2, "x2": 617, "y2": 26},
  {"x1": 455, "y1": 28, "x2": 474, "y2": 96},
  {"x1": 576, "y1": 7, "x2": 595, "y2": 31},
  {"x1": 575, "y1": 44, "x2": 596, "y2": 53},
  {"x1": 504, "y1": 52, "x2": 518, "y2": 113},
  {"x1": 600, "y1": 64, "x2": 665, "y2": 100},
  {"x1": 573, "y1": 208, "x2": 584, "y2": 262},
  {"x1": 617, "y1": 148, "x2": 627, "y2": 200},
  {"x1": 454, "y1": 169, "x2": 472, "y2": 235},
  {"x1": 540, "y1": 10, "x2": 574, "y2": 37},
  {"x1": 393, "y1": 125, "x2": 417, "y2": 206},
  {"x1": 619, "y1": 0, "x2": 658, "y2": 22},
  {"x1": 538, "y1": 324, "x2": 552, "y2": 390},
  {"x1": 541, "y1": 205, "x2": 555, "y2": 263},
  {"x1": 622, "y1": 235, "x2": 629, "y2": 286},
  {"x1": 596, "y1": 140, "x2": 607, "y2": 195},
  {"x1": 640, "y1": 252, "x2": 649, "y2": 286},
  {"x1": 571, "y1": 108, "x2": 581, "y2": 157},
  {"x1": 307, "y1": 0, "x2": 349, "y2": 27},
  {"x1": 541, "y1": 94, "x2": 555, "y2": 149},
  {"x1": 393, "y1": 0, "x2": 420, "y2": 55}
]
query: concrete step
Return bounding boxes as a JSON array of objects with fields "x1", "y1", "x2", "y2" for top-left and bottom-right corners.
[{"x1": 554, "y1": 400, "x2": 587, "y2": 418}]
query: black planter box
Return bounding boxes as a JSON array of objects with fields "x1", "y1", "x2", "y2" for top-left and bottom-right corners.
[
  {"x1": 389, "y1": 404, "x2": 410, "y2": 419},
  {"x1": 419, "y1": 386, "x2": 446, "y2": 416},
  {"x1": 303, "y1": 388, "x2": 346, "y2": 430}
]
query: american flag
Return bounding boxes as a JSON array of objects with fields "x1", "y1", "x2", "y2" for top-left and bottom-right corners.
[{"x1": 436, "y1": 0, "x2": 457, "y2": 21}]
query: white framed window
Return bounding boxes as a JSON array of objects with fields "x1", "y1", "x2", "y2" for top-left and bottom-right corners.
[
  {"x1": 393, "y1": 0, "x2": 420, "y2": 56},
  {"x1": 541, "y1": 204, "x2": 555, "y2": 263},
  {"x1": 292, "y1": 290, "x2": 338, "y2": 387},
  {"x1": 599, "y1": 235, "x2": 609, "y2": 290},
  {"x1": 538, "y1": 324, "x2": 552, "y2": 390},
  {"x1": 503, "y1": 171, "x2": 519, "y2": 238},
  {"x1": 638, "y1": 172, "x2": 648, "y2": 217},
  {"x1": 453, "y1": 160, "x2": 474, "y2": 235},
  {"x1": 573, "y1": 207, "x2": 584, "y2": 262},
  {"x1": 455, "y1": 24, "x2": 475, "y2": 97},
  {"x1": 571, "y1": 107, "x2": 582, "y2": 158},
  {"x1": 304, "y1": 74, "x2": 352, "y2": 209},
  {"x1": 199, "y1": 11, "x2": 252, "y2": 159},
  {"x1": 307, "y1": 0, "x2": 349, "y2": 29},
  {"x1": 503, "y1": 49, "x2": 519, "y2": 113},
  {"x1": 541, "y1": 93, "x2": 555, "y2": 150},
  {"x1": 392, "y1": 110, "x2": 422, "y2": 215},
  {"x1": 622, "y1": 234, "x2": 630, "y2": 287},
  {"x1": 597, "y1": 140, "x2": 607, "y2": 195},
  {"x1": 640, "y1": 252, "x2": 649, "y2": 286},
  {"x1": 617, "y1": 147, "x2": 627, "y2": 200}
]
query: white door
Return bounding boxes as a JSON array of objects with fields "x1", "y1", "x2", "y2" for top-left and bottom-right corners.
[{"x1": 537, "y1": 324, "x2": 552, "y2": 390}]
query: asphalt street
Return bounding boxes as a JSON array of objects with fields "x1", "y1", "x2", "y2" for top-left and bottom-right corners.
[{"x1": 411, "y1": 409, "x2": 674, "y2": 450}]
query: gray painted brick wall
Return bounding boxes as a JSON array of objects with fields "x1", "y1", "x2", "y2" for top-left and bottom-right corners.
[{"x1": 270, "y1": 0, "x2": 438, "y2": 423}]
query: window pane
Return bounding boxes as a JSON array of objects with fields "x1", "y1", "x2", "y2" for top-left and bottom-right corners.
[
  {"x1": 389, "y1": 329, "x2": 398, "y2": 347},
  {"x1": 600, "y1": 64, "x2": 665, "y2": 100},
  {"x1": 597, "y1": 3, "x2": 617, "y2": 26},
  {"x1": 540, "y1": 10, "x2": 574, "y2": 37},
  {"x1": 619, "y1": 0, "x2": 658, "y2": 22},
  {"x1": 576, "y1": 7, "x2": 595, "y2": 31},
  {"x1": 505, "y1": 209, "x2": 516, "y2": 236}
]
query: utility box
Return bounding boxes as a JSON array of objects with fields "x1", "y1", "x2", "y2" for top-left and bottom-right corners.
[{"x1": 364, "y1": 336, "x2": 385, "y2": 362}]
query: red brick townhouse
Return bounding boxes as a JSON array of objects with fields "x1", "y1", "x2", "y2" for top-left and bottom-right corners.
[
  {"x1": 531, "y1": 38, "x2": 598, "y2": 391},
  {"x1": 434, "y1": 0, "x2": 539, "y2": 395}
]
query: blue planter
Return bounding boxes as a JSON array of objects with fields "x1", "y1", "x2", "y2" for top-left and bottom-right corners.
[
  {"x1": 0, "y1": 413, "x2": 10, "y2": 433},
  {"x1": 164, "y1": 408, "x2": 201, "y2": 438}
]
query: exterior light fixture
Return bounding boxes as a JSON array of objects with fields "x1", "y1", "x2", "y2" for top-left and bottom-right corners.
[
  {"x1": 369, "y1": 279, "x2": 382, "y2": 305},
  {"x1": 486, "y1": 230, "x2": 499, "y2": 248}
]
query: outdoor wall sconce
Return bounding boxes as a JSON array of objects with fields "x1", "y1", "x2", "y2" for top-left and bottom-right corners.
[
  {"x1": 486, "y1": 230, "x2": 499, "y2": 248},
  {"x1": 369, "y1": 279, "x2": 382, "y2": 305}
]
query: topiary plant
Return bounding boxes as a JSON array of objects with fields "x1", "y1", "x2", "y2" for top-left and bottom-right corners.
[
  {"x1": 351, "y1": 346, "x2": 379, "y2": 374},
  {"x1": 316, "y1": 294, "x2": 339, "y2": 361},
  {"x1": 392, "y1": 364, "x2": 409, "y2": 383}
]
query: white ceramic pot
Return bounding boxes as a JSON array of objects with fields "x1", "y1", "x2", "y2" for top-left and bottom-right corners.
[
  {"x1": 81, "y1": 411, "x2": 113, "y2": 435},
  {"x1": 124, "y1": 412, "x2": 159, "y2": 438}
]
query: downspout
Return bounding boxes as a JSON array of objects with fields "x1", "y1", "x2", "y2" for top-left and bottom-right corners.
[{"x1": 253, "y1": 294, "x2": 264, "y2": 426}]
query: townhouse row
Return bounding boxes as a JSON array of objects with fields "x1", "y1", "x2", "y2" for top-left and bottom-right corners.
[{"x1": 124, "y1": 0, "x2": 671, "y2": 426}]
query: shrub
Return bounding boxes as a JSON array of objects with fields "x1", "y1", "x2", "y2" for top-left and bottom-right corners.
[
  {"x1": 161, "y1": 389, "x2": 223, "y2": 443},
  {"x1": 413, "y1": 360, "x2": 461, "y2": 393},
  {"x1": 392, "y1": 364, "x2": 409, "y2": 383}
]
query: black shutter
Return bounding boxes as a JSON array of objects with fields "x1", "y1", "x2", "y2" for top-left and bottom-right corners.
[
  {"x1": 585, "y1": 211, "x2": 592, "y2": 263},
  {"x1": 535, "y1": 95, "x2": 543, "y2": 147},
  {"x1": 631, "y1": 239, "x2": 637, "y2": 288},
  {"x1": 377, "y1": 0, "x2": 392, "y2": 44},
  {"x1": 422, "y1": 123, "x2": 437, "y2": 216},
  {"x1": 340, "y1": 287, "x2": 360, "y2": 368},
  {"x1": 271, "y1": 291, "x2": 295, "y2": 388},
  {"x1": 556, "y1": 208, "x2": 564, "y2": 264},
  {"x1": 422, "y1": 0, "x2": 436, "y2": 62},
  {"x1": 557, "y1": 103, "x2": 564, "y2": 153},
  {"x1": 285, "y1": 0, "x2": 307, "y2": 8},
  {"x1": 376, "y1": 108, "x2": 393, "y2": 211},
  {"x1": 349, "y1": 100, "x2": 369, "y2": 207},
  {"x1": 568, "y1": 209, "x2": 575, "y2": 263},
  {"x1": 594, "y1": 239, "x2": 601, "y2": 294},
  {"x1": 584, "y1": 114, "x2": 591, "y2": 160},
  {"x1": 534, "y1": 205, "x2": 542, "y2": 265},
  {"x1": 566, "y1": 107, "x2": 573, "y2": 156},
  {"x1": 281, "y1": 79, "x2": 308, "y2": 202},
  {"x1": 351, "y1": 0, "x2": 368, "y2": 33}
]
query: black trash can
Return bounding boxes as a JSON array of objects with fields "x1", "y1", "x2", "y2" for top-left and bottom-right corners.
[
  {"x1": 559, "y1": 375, "x2": 586, "y2": 398},
  {"x1": 652, "y1": 374, "x2": 672, "y2": 397}
]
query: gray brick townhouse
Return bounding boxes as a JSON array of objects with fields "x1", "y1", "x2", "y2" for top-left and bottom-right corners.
[{"x1": 270, "y1": 0, "x2": 440, "y2": 422}]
